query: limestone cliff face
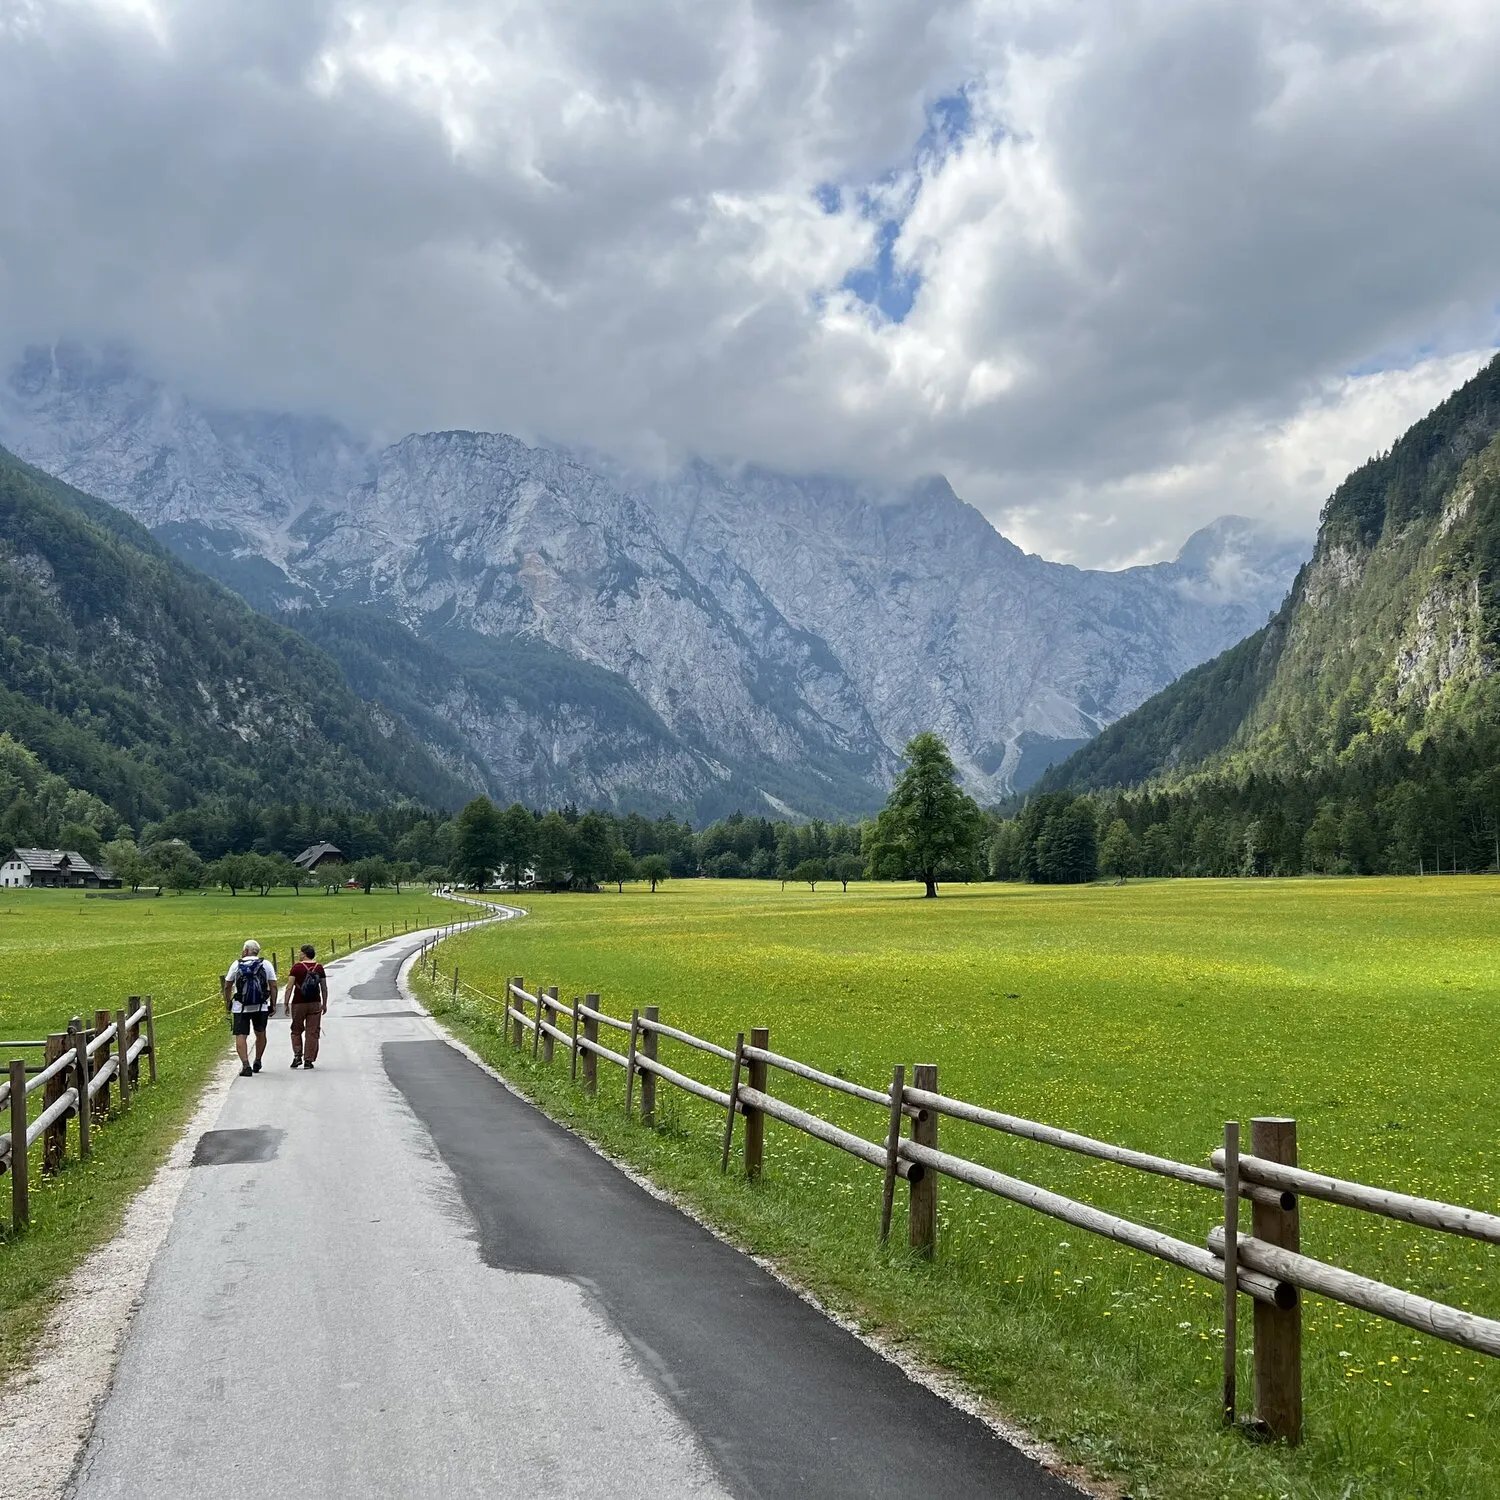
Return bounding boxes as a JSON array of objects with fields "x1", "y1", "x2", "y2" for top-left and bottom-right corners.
[
  {"x1": 0, "y1": 344, "x2": 1307, "y2": 814},
  {"x1": 1041, "y1": 352, "x2": 1500, "y2": 795},
  {"x1": 636, "y1": 465, "x2": 1304, "y2": 798}
]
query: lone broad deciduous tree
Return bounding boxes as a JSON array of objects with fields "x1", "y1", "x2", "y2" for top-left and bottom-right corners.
[
  {"x1": 868, "y1": 732, "x2": 984, "y2": 898},
  {"x1": 453, "y1": 797, "x2": 504, "y2": 891}
]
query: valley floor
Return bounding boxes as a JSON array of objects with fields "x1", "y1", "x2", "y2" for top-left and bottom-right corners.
[{"x1": 414, "y1": 876, "x2": 1500, "y2": 1500}]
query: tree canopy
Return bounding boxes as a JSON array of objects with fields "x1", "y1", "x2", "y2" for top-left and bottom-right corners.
[
  {"x1": 867, "y1": 733, "x2": 984, "y2": 897},
  {"x1": 453, "y1": 797, "x2": 504, "y2": 890}
]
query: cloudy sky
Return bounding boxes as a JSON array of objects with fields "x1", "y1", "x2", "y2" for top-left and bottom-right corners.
[{"x1": 2, "y1": 0, "x2": 1498, "y2": 566}]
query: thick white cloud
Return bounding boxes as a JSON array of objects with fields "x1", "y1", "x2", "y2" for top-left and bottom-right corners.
[{"x1": 1, "y1": 0, "x2": 1497, "y2": 564}]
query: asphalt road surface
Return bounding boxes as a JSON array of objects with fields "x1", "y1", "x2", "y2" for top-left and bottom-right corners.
[{"x1": 67, "y1": 930, "x2": 1077, "y2": 1500}]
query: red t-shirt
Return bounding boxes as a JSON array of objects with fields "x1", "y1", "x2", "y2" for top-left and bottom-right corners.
[{"x1": 290, "y1": 961, "x2": 326, "y2": 1005}]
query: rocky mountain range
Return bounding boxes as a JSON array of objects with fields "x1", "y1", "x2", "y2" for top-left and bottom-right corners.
[{"x1": 0, "y1": 344, "x2": 1307, "y2": 817}]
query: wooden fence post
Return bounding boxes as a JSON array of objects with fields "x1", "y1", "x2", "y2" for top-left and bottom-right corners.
[
  {"x1": 125, "y1": 998, "x2": 141, "y2": 1087},
  {"x1": 144, "y1": 996, "x2": 157, "y2": 1083},
  {"x1": 1251, "y1": 1117, "x2": 1302, "y2": 1444},
  {"x1": 9, "y1": 1058, "x2": 27, "y2": 1228},
  {"x1": 533, "y1": 984, "x2": 545, "y2": 1060},
  {"x1": 452, "y1": 968, "x2": 460, "y2": 1004},
  {"x1": 42, "y1": 1034, "x2": 67, "y2": 1173},
  {"x1": 880, "y1": 1064, "x2": 906, "y2": 1243},
  {"x1": 569, "y1": 997, "x2": 582, "y2": 1081},
  {"x1": 115, "y1": 1009, "x2": 131, "y2": 1111},
  {"x1": 582, "y1": 995, "x2": 599, "y2": 1094},
  {"x1": 542, "y1": 987, "x2": 558, "y2": 1064},
  {"x1": 1222, "y1": 1120, "x2": 1240, "y2": 1424},
  {"x1": 94, "y1": 1010, "x2": 113, "y2": 1115},
  {"x1": 744, "y1": 1026, "x2": 768, "y2": 1180},
  {"x1": 510, "y1": 979, "x2": 524, "y2": 1048},
  {"x1": 625, "y1": 1009, "x2": 640, "y2": 1112},
  {"x1": 908, "y1": 1063, "x2": 939, "y2": 1256},
  {"x1": 639, "y1": 1006, "x2": 659, "y2": 1126},
  {"x1": 721, "y1": 1032, "x2": 745, "y2": 1172},
  {"x1": 72, "y1": 1030, "x2": 91, "y2": 1159}
]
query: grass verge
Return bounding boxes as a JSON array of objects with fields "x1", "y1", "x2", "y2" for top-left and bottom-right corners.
[{"x1": 412, "y1": 877, "x2": 1500, "y2": 1500}]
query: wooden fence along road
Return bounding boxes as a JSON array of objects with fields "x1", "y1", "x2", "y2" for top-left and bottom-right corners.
[
  {"x1": 409, "y1": 942, "x2": 1500, "y2": 1448},
  {"x1": 2, "y1": 999, "x2": 158, "y2": 1231}
]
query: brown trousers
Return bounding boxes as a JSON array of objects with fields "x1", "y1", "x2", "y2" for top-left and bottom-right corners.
[{"x1": 290, "y1": 1001, "x2": 323, "y2": 1063}]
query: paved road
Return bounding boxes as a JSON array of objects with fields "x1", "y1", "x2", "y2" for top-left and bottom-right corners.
[{"x1": 69, "y1": 932, "x2": 1076, "y2": 1499}]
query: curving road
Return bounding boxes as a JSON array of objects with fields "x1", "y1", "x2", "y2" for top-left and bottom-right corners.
[{"x1": 66, "y1": 929, "x2": 1078, "y2": 1499}]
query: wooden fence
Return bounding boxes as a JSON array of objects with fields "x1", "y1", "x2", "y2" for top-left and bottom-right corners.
[
  {"x1": 416, "y1": 957, "x2": 1500, "y2": 1446},
  {"x1": 1, "y1": 999, "x2": 158, "y2": 1233}
]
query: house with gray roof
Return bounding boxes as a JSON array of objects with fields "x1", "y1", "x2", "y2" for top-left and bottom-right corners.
[
  {"x1": 1, "y1": 849, "x2": 120, "y2": 888},
  {"x1": 293, "y1": 842, "x2": 346, "y2": 875}
]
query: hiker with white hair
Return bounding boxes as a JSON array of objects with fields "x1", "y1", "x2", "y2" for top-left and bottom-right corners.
[{"x1": 221, "y1": 939, "x2": 277, "y2": 1077}]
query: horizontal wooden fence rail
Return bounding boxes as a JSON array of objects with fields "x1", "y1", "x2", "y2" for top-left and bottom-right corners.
[
  {"x1": 410, "y1": 939, "x2": 1500, "y2": 1449},
  {"x1": 1210, "y1": 1147, "x2": 1500, "y2": 1243},
  {"x1": 3, "y1": 998, "x2": 158, "y2": 1233}
]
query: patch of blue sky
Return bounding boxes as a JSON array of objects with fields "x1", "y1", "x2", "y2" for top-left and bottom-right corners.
[
  {"x1": 1346, "y1": 309, "x2": 1500, "y2": 377},
  {"x1": 816, "y1": 86, "x2": 979, "y2": 325},
  {"x1": 1346, "y1": 342, "x2": 1444, "y2": 379},
  {"x1": 841, "y1": 218, "x2": 920, "y2": 322}
]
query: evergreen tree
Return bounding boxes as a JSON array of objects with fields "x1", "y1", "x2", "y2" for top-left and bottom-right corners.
[
  {"x1": 1303, "y1": 802, "x2": 1342, "y2": 874},
  {"x1": 1099, "y1": 819, "x2": 1136, "y2": 879},
  {"x1": 533, "y1": 810, "x2": 574, "y2": 891}
]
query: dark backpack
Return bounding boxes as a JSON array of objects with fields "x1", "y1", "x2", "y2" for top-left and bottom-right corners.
[
  {"x1": 235, "y1": 958, "x2": 268, "y2": 1011},
  {"x1": 297, "y1": 966, "x2": 322, "y2": 1004}
]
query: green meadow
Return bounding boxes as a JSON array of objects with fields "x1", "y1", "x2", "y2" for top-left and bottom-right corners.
[
  {"x1": 417, "y1": 877, "x2": 1500, "y2": 1500},
  {"x1": 0, "y1": 886, "x2": 451, "y2": 1382}
]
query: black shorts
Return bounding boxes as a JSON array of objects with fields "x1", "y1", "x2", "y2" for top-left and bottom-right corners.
[{"x1": 231, "y1": 1010, "x2": 269, "y2": 1036}]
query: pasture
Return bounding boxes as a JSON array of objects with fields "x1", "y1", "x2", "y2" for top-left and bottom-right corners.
[
  {"x1": 0, "y1": 886, "x2": 451, "y2": 1382},
  {"x1": 419, "y1": 876, "x2": 1500, "y2": 1500}
]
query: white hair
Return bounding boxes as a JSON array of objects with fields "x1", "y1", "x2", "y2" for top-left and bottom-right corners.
[{"x1": 242, "y1": 940, "x2": 261, "y2": 957}]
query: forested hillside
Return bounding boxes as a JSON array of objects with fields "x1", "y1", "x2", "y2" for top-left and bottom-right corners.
[
  {"x1": 0, "y1": 446, "x2": 472, "y2": 831},
  {"x1": 1023, "y1": 353, "x2": 1500, "y2": 877}
]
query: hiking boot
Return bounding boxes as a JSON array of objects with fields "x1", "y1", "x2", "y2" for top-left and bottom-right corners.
[
  {"x1": 240, "y1": 1064, "x2": 253, "y2": 1077},
  {"x1": 252, "y1": 1059, "x2": 262, "y2": 1073},
  {"x1": 291, "y1": 1056, "x2": 302, "y2": 1068},
  {"x1": 304, "y1": 1060, "x2": 315, "y2": 1069}
]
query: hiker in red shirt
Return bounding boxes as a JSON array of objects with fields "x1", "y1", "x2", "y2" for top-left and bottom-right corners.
[{"x1": 284, "y1": 944, "x2": 328, "y2": 1069}]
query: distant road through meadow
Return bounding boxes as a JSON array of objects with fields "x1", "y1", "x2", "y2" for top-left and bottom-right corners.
[{"x1": 67, "y1": 925, "x2": 1075, "y2": 1499}]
